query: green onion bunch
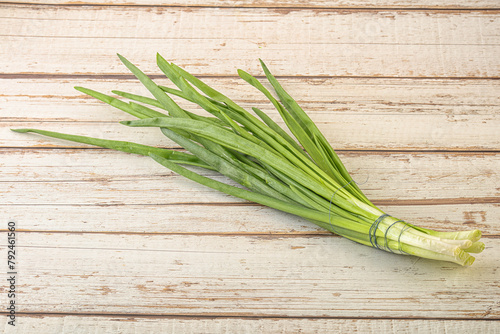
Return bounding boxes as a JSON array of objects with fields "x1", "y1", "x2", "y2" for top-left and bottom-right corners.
[{"x1": 13, "y1": 54, "x2": 484, "y2": 266}]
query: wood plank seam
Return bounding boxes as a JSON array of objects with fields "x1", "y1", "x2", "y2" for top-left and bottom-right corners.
[
  {"x1": 2, "y1": 311, "x2": 500, "y2": 320},
  {"x1": 2, "y1": 74, "x2": 500, "y2": 80},
  {"x1": 1, "y1": 2, "x2": 500, "y2": 11}
]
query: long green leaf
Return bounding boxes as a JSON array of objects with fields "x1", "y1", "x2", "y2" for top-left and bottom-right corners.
[
  {"x1": 114, "y1": 89, "x2": 228, "y2": 127},
  {"x1": 117, "y1": 54, "x2": 188, "y2": 118},
  {"x1": 112, "y1": 90, "x2": 165, "y2": 110},
  {"x1": 239, "y1": 69, "x2": 360, "y2": 199},
  {"x1": 238, "y1": 69, "x2": 344, "y2": 182},
  {"x1": 10, "y1": 128, "x2": 211, "y2": 169},
  {"x1": 251, "y1": 106, "x2": 306, "y2": 155},
  {"x1": 258, "y1": 60, "x2": 372, "y2": 205},
  {"x1": 75, "y1": 87, "x2": 149, "y2": 119}
]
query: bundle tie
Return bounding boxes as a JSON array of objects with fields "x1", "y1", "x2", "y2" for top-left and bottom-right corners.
[{"x1": 369, "y1": 214, "x2": 410, "y2": 254}]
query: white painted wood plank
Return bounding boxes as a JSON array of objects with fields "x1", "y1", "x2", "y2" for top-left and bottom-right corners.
[
  {"x1": 4, "y1": 77, "x2": 498, "y2": 122},
  {"x1": 5, "y1": 116, "x2": 499, "y2": 152},
  {"x1": 1, "y1": 233, "x2": 498, "y2": 317},
  {"x1": 2, "y1": 203, "x2": 498, "y2": 236},
  {"x1": 4, "y1": 0, "x2": 500, "y2": 9},
  {"x1": 3, "y1": 76, "x2": 499, "y2": 150},
  {"x1": 1, "y1": 149, "x2": 498, "y2": 203},
  {"x1": 2, "y1": 316, "x2": 500, "y2": 334},
  {"x1": 1, "y1": 6, "x2": 498, "y2": 77},
  {"x1": 2, "y1": 147, "x2": 498, "y2": 234},
  {"x1": 5, "y1": 114, "x2": 499, "y2": 151}
]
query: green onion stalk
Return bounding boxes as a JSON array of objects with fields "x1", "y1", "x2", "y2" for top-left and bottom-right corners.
[{"x1": 12, "y1": 54, "x2": 484, "y2": 266}]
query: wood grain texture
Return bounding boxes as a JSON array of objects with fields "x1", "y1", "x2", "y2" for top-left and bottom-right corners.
[
  {"x1": 2, "y1": 203, "x2": 499, "y2": 236},
  {"x1": 1, "y1": 5, "x2": 499, "y2": 77},
  {"x1": 2, "y1": 77, "x2": 500, "y2": 150},
  {"x1": 4, "y1": 77, "x2": 499, "y2": 122},
  {"x1": 3, "y1": 0, "x2": 500, "y2": 9},
  {"x1": 0, "y1": 233, "x2": 499, "y2": 318},
  {"x1": 1, "y1": 148, "x2": 499, "y2": 235},
  {"x1": 1, "y1": 0, "x2": 499, "y2": 331},
  {"x1": 2, "y1": 316, "x2": 500, "y2": 334},
  {"x1": 2, "y1": 148, "x2": 499, "y2": 202}
]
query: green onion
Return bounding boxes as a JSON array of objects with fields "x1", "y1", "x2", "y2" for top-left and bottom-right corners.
[{"x1": 12, "y1": 54, "x2": 484, "y2": 266}]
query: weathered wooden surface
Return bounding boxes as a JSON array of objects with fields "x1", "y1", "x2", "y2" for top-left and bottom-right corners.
[
  {"x1": 2, "y1": 77, "x2": 500, "y2": 150},
  {"x1": 0, "y1": 0, "x2": 499, "y2": 333},
  {"x1": 1, "y1": 5, "x2": 499, "y2": 77},
  {"x1": 4, "y1": 0, "x2": 500, "y2": 9},
  {"x1": 3, "y1": 316, "x2": 500, "y2": 334},
  {"x1": 3, "y1": 233, "x2": 500, "y2": 316}
]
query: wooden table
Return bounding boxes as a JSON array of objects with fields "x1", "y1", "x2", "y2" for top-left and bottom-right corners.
[{"x1": 1, "y1": 1, "x2": 499, "y2": 332}]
